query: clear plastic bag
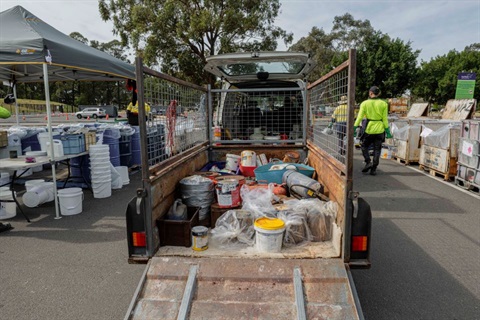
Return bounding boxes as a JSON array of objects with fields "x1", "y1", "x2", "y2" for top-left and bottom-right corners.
[
  {"x1": 240, "y1": 184, "x2": 277, "y2": 219},
  {"x1": 277, "y1": 210, "x2": 312, "y2": 246},
  {"x1": 282, "y1": 198, "x2": 337, "y2": 242},
  {"x1": 210, "y1": 210, "x2": 255, "y2": 246}
]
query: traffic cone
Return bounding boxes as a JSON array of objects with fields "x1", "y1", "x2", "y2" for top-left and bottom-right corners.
[
  {"x1": 87, "y1": 116, "x2": 90, "y2": 120},
  {"x1": 66, "y1": 114, "x2": 69, "y2": 121},
  {"x1": 106, "y1": 114, "x2": 109, "y2": 120}
]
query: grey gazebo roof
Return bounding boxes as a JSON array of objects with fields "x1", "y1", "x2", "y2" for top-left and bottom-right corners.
[{"x1": 0, "y1": 5, "x2": 135, "y2": 83}]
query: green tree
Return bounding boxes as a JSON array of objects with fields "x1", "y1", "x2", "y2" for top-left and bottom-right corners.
[
  {"x1": 356, "y1": 31, "x2": 420, "y2": 100},
  {"x1": 99, "y1": 0, "x2": 292, "y2": 85},
  {"x1": 414, "y1": 44, "x2": 480, "y2": 105},
  {"x1": 289, "y1": 14, "x2": 419, "y2": 100}
]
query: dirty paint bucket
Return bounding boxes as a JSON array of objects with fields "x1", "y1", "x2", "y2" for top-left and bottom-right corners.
[
  {"x1": 192, "y1": 226, "x2": 209, "y2": 251},
  {"x1": 215, "y1": 179, "x2": 241, "y2": 208},
  {"x1": 254, "y1": 217, "x2": 285, "y2": 253},
  {"x1": 241, "y1": 150, "x2": 256, "y2": 167},
  {"x1": 225, "y1": 154, "x2": 241, "y2": 172}
]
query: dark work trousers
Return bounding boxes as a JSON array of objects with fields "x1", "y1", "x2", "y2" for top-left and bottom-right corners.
[
  {"x1": 361, "y1": 133, "x2": 384, "y2": 168},
  {"x1": 335, "y1": 122, "x2": 347, "y2": 155}
]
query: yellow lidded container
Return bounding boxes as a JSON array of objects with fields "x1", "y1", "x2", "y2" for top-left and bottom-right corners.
[{"x1": 254, "y1": 217, "x2": 285, "y2": 231}]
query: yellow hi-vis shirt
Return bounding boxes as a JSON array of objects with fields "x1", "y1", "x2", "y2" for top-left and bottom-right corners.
[
  {"x1": 127, "y1": 102, "x2": 151, "y2": 114},
  {"x1": 332, "y1": 103, "x2": 348, "y2": 122},
  {"x1": 354, "y1": 98, "x2": 389, "y2": 134}
]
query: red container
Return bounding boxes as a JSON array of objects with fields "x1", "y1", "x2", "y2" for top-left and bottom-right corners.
[{"x1": 239, "y1": 165, "x2": 256, "y2": 177}]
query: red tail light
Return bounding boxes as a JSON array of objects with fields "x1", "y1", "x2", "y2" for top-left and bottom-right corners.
[
  {"x1": 132, "y1": 232, "x2": 146, "y2": 247},
  {"x1": 352, "y1": 236, "x2": 368, "y2": 251}
]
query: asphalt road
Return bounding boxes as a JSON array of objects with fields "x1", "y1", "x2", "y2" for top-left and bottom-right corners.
[
  {"x1": 0, "y1": 167, "x2": 146, "y2": 320},
  {"x1": 1, "y1": 142, "x2": 478, "y2": 319},
  {"x1": 351, "y1": 150, "x2": 480, "y2": 320}
]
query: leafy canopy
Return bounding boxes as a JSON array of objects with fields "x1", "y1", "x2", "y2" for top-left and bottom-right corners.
[
  {"x1": 99, "y1": 0, "x2": 292, "y2": 85},
  {"x1": 291, "y1": 13, "x2": 419, "y2": 101},
  {"x1": 414, "y1": 44, "x2": 480, "y2": 105}
]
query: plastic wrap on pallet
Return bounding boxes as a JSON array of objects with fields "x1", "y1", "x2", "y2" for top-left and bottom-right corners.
[
  {"x1": 392, "y1": 124, "x2": 410, "y2": 141},
  {"x1": 422, "y1": 123, "x2": 460, "y2": 149}
]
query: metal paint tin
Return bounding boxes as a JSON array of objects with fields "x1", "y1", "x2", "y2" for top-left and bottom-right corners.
[{"x1": 192, "y1": 226, "x2": 209, "y2": 251}]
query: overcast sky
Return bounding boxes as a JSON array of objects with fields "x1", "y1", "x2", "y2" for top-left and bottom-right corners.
[{"x1": 1, "y1": 0, "x2": 479, "y2": 63}]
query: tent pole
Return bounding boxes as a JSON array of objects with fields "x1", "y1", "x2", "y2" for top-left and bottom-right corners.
[
  {"x1": 12, "y1": 82, "x2": 19, "y2": 126},
  {"x1": 43, "y1": 63, "x2": 61, "y2": 219}
]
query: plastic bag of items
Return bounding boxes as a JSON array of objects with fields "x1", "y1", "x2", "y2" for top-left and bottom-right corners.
[
  {"x1": 277, "y1": 210, "x2": 312, "y2": 246},
  {"x1": 283, "y1": 198, "x2": 337, "y2": 242},
  {"x1": 240, "y1": 184, "x2": 278, "y2": 219},
  {"x1": 210, "y1": 209, "x2": 255, "y2": 246}
]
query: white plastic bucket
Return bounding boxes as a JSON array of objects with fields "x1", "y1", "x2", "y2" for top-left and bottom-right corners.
[
  {"x1": 25, "y1": 179, "x2": 45, "y2": 192},
  {"x1": 0, "y1": 188, "x2": 16, "y2": 219},
  {"x1": 254, "y1": 217, "x2": 285, "y2": 253},
  {"x1": 115, "y1": 166, "x2": 130, "y2": 185},
  {"x1": 241, "y1": 150, "x2": 256, "y2": 167},
  {"x1": 93, "y1": 182, "x2": 112, "y2": 198},
  {"x1": 0, "y1": 172, "x2": 10, "y2": 187},
  {"x1": 23, "y1": 184, "x2": 51, "y2": 208},
  {"x1": 38, "y1": 132, "x2": 50, "y2": 152},
  {"x1": 17, "y1": 168, "x2": 33, "y2": 177},
  {"x1": 41, "y1": 182, "x2": 55, "y2": 202},
  {"x1": 57, "y1": 188, "x2": 83, "y2": 216},
  {"x1": 32, "y1": 165, "x2": 43, "y2": 173},
  {"x1": 225, "y1": 154, "x2": 241, "y2": 172}
]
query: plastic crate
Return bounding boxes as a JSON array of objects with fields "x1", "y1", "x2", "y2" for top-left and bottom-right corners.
[
  {"x1": 60, "y1": 134, "x2": 86, "y2": 154},
  {"x1": 157, "y1": 206, "x2": 199, "y2": 247}
]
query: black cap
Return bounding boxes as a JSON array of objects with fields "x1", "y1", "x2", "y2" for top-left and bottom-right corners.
[{"x1": 369, "y1": 86, "x2": 380, "y2": 95}]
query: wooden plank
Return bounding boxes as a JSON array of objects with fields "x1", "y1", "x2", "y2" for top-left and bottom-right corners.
[{"x1": 441, "y1": 99, "x2": 476, "y2": 120}]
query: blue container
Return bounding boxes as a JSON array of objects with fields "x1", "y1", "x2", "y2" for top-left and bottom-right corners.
[
  {"x1": 103, "y1": 128, "x2": 120, "y2": 167},
  {"x1": 254, "y1": 162, "x2": 315, "y2": 184},
  {"x1": 21, "y1": 134, "x2": 41, "y2": 153},
  {"x1": 60, "y1": 134, "x2": 86, "y2": 154},
  {"x1": 119, "y1": 134, "x2": 132, "y2": 167},
  {"x1": 130, "y1": 126, "x2": 141, "y2": 167},
  {"x1": 71, "y1": 155, "x2": 91, "y2": 183}
]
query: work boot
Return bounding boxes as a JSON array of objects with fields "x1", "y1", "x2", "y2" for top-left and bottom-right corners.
[
  {"x1": 370, "y1": 167, "x2": 377, "y2": 175},
  {"x1": 362, "y1": 162, "x2": 373, "y2": 173}
]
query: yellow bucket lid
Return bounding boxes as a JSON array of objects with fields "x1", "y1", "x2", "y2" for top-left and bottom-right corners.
[{"x1": 254, "y1": 217, "x2": 285, "y2": 230}]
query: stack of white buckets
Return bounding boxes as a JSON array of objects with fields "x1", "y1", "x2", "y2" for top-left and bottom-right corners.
[
  {"x1": 0, "y1": 172, "x2": 16, "y2": 219},
  {"x1": 89, "y1": 145, "x2": 112, "y2": 198}
]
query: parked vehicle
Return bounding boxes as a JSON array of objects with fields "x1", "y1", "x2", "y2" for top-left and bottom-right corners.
[
  {"x1": 75, "y1": 107, "x2": 106, "y2": 119},
  {"x1": 125, "y1": 51, "x2": 371, "y2": 319}
]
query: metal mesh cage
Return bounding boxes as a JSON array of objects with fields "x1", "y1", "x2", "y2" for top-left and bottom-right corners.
[
  {"x1": 212, "y1": 87, "x2": 304, "y2": 144},
  {"x1": 308, "y1": 67, "x2": 350, "y2": 164},
  {"x1": 141, "y1": 75, "x2": 208, "y2": 167}
]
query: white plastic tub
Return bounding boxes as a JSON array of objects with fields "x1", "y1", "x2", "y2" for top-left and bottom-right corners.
[
  {"x1": 58, "y1": 188, "x2": 83, "y2": 216},
  {"x1": 254, "y1": 217, "x2": 285, "y2": 253}
]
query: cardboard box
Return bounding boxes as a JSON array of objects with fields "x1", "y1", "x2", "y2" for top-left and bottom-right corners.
[{"x1": 0, "y1": 130, "x2": 8, "y2": 147}]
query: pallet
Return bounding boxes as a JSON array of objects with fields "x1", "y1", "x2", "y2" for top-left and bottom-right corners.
[
  {"x1": 454, "y1": 176, "x2": 480, "y2": 193},
  {"x1": 419, "y1": 165, "x2": 453, "y2": 181},
  {"x1": 393, "y1": 156, "x2": 418, "y2": 166}
]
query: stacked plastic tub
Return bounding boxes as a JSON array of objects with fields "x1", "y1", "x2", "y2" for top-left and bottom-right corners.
[
  {"x1": 130, "y1": 126, "x2": 141, "y2": 167},
  {"x1": 119, "y1": 127, "x2": 135, "y2": 167},
  {"x1": 102, "y1": 128, "x2": 121, "y2": 167},
  {"x1": 89, "y1": 145, "x2": 112, "y2": 198}
]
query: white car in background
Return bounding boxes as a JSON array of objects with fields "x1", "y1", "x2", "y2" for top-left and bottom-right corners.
[{"x1": 75, "y1": 107, "x2": 107, "y2": 119}]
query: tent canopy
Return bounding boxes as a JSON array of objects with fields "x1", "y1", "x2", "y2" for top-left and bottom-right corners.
[{"x1": 0, "y1": 5, "x2": 135, "y2": 83}]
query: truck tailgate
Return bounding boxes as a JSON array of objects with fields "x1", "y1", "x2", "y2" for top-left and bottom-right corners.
[{"x1": 126, "y1": 256, "x2": 360, "y2": 319}]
